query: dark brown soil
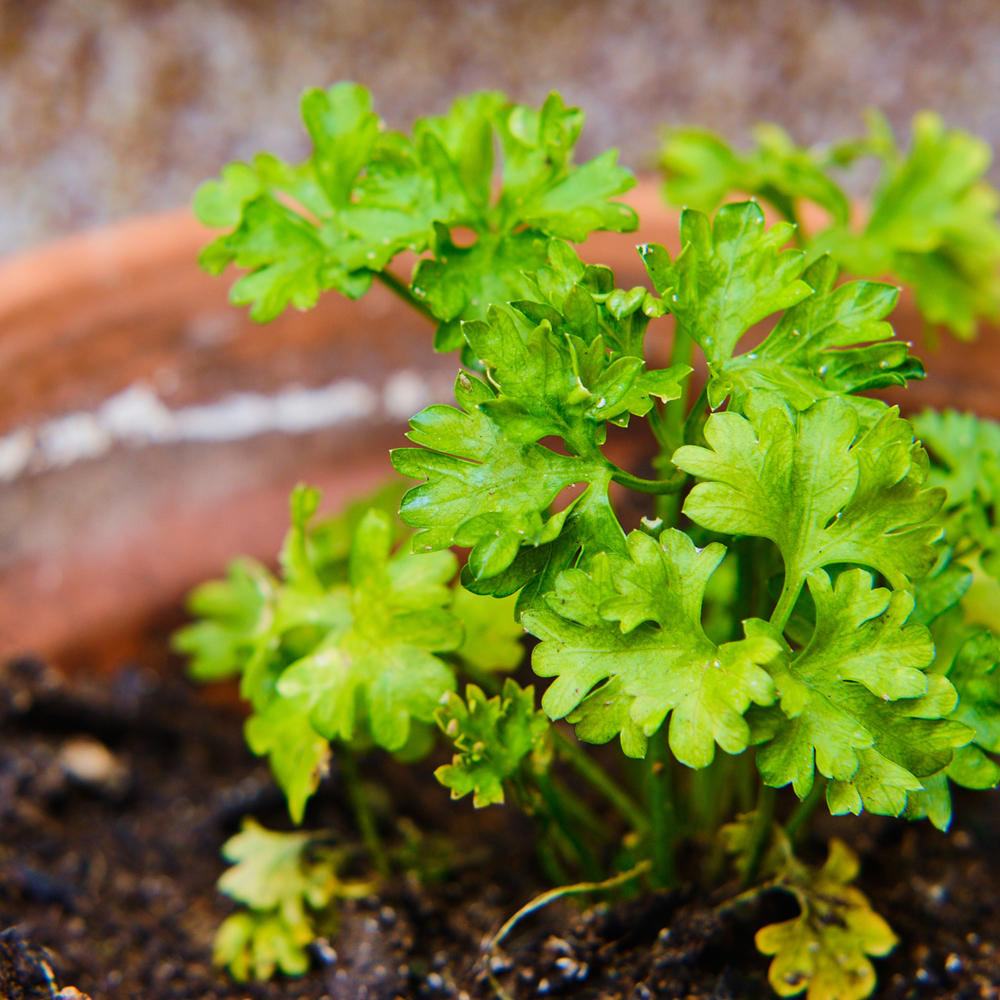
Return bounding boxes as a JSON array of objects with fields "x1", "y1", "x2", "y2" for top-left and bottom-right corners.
[{"x1": 1, "y1": 655, "x2": 999, "y2": 1000}]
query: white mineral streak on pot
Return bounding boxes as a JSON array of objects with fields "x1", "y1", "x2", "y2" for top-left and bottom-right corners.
[{"x1": 0, "y1": 371, "x2": 429, "y2": 482}]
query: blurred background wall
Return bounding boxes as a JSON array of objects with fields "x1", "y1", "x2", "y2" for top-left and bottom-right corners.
[{"x1": 2, "y1": 0, "x2": 1000, "y2": 256}]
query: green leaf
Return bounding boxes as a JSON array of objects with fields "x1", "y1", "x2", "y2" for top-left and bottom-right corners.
[
  {"x1": 674, "y1": 399, "x2": 944, "y2": 600},
  {"x1": 172, "y1": 558, "x2": 274, "y2": 681},
  {"x1": 660, "y1": 123, "x2": 850, "y2": 224},
  {"x1": 244, "y1": 699, "x2": 332, "y2": 824},
  {"x1": 819, "y1": 111, "x2": 1000, "y2": 340},
  {"x1": 756, "y1": 838, "x2": 897, "y2": 1000},
  {"x1": 410, "y1": 227, "x2": 550, "y2": 326},
  {"x1": 451, "y1": 587, "x2": 525, "y2": 671},
  {"x1": 711, "y1": 254, "x2": 923, "y2": 413},
  {"x1": 494, "y1": 92, "x2": 637, "y2": 240},
  {"x1": 391, "y1": 370, "x2": 618, "y2": 580},
  {"x1": 275, "y1": 509, "x2": 460, "y2": 753},
  {"x1": 905, "y1": 617, "x2": 1000, "y2": 830},
  {"x1": 639, "y1": 202, "x2": 813, "y2": 370},
  {"x1": 219, "y1": 819, "x2": 324, "y2": 913},
  {"x1": 749, "y1": 569, "x2": 972, "y2": 817},
  {"x1": 660, "y1": 111, "x2": 1000, "y2": 340},
  {"x1": 214, "y1": 818, "x2": 370, "y2": 981},
  {"x1": 434, "y1": 679, "x2": 550, "y2": 806},
  {"x1": 913, "y1": 408, "x2": 1000, "y2": 511},
  {"x1": 524, "y1": 529, "x2": 780, "y2": 766},
  {"x1": 948, "y1": 628, "x2": 1000, "y2": 754},
  {"x1": 214, "y1": 910, "x2": 310, "y2": 982},
  {"x1": 198, "y1": 86, "x2": 637, "y2": 334}
]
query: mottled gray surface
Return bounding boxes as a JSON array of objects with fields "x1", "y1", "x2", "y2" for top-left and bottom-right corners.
[{"x1": 2, "y1": 0, "x2": 1000, "y2": 255}]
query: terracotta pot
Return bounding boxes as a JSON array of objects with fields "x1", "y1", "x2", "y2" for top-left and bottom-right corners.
[{"x1": 0, "y1": 180, "x2": 996, "y2": 672}]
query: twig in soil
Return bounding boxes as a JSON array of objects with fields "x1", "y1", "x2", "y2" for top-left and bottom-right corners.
[{"x1": 482, "y1": 860, "x2": 653, "y2": 1000}]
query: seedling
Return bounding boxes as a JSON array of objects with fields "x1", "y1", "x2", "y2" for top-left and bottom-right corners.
[{"x1": 180, "y1": 86, "x2": 1000, "y2": 999}]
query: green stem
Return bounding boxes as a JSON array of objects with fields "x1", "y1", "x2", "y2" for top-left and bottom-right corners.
[
  {"x1": 742, "y1": 780, "x2": 777, "y2": 887},
  {"x1": 536, "y1": 833, "x2": 573, "y2": 887},
  {"x1": 553, "y1": 729, "x2": 649, "y2": 835},
  {"x1": 337, "y1": 744, "x2": 390, "y2": 878},
  {"x1": 536, "y1": 770, "x2": 602, "y2": 881},
  {"x1": 646, "y1": 727, "x2": 677, "y2": 887},
  {"x1": 770, "y1": 570, "x2": 804, "y2": 633},
  {"x1": 483, "y1": 860, "x2": 652, "y2": 1000},
  {"x1": 375, "y1": 268, "x2": 437, "y2": 324},
  {"x1": 608, "y1": 464, "x2": 686, "y2": 495},
  {"x1": 663, "y1": 325, "x2": 693, "y2": 451},
  {"x1": 549, "y1": 775, "x2": 607, "y2": 838},
  {"x1": 785, "y1": 776, "x2": 828, "y2": 845},
  {"x1": 654, "y1": 324, "x2": 694, "y2": 524}
]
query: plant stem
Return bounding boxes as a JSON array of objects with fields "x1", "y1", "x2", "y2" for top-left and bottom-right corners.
[
  {"x1": 553, "y1": 729, "x2": 649, "y2": 835},
  {"x1": 742, "y1": 780, "x2": 777, "y2": 887},
  {"x1": 337, "y1": 744, "x2": 390, "y2": 878},
  {"x1": 646, "y1": 727, "x2": 677, "y2": 887},
  {"x1": 536, "y1": 771, "x2": 602, "y2": 881},
  {"x1": 375, "y1": 268, "x2": 437, "y2": 324},
  {"x1": 549, "y1": 774, "x2": 607, "y2": 838},
  {"x1": 483, "y1": 860, "x2": 653, "y2": 1000},
  {"x1": 654, "y1": 324, "x2": 694, "y2": 525},
  {"x1": 663, "y1": 326, "x2": 693, "y2": 451},
  {"x1": 769, "y1": 570, "x2": 804, "y2": 633},
  {"x1": 785, "y1": 776, "x2": 828, "y2": 845},
  {"x1": 608, "y1": 464, "x2": 686, "y2": 495}
]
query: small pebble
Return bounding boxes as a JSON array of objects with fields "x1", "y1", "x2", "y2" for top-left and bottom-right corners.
[
  {"x1": 658, "y1": 927, "x2": 672, "y2": 943},
  {"x1": 544, "y1": 936, "x2": 573, "y2": 956},
  {"x1": 537, "y1": 978, "x2": 551, "y2": 995},
  {"x1": 313, "y1": 938, "x2": 338, "y2": 965},
  {"x1": 916, "y1": 969, "x2": 932, "y2": 983},
  {"x1": 379, "y1": 905, "x2": 396, "y2": 926},
  {"x1": 489, "y1": 954, "x2": 512, "y2": 974},
  {"x1": 58, "y1": 737, "x2": 129, "y2": 798},
  {"x1": 427, "y1": 972, "x2": 444, "y2": 991},
  {"x1": 945, "y1": 953, "x2": 964, "y2": 974},
  {"x1": 555, "y1": 957, "x2": 578, "y2": 978}
]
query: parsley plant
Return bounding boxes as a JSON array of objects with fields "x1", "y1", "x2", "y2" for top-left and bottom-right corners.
[{"x1": 181, "y1": 86, "x2": 1000, "y2": 1000}]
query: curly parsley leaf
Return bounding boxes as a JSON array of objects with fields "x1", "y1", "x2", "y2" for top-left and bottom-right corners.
[
  {"x1": 907, "y1": 628, "x2": 1000, "y2": 829},
  {"x1": 275, "y1": 507, "x2": 460, "y2": 753},
  {"x1": 902, "y1": 550, "x2": 1000, "y2": 830},
  {"x1": 196, "y1": 85, "x2": 637, "y2": 335},
  {"x1": 660, "y1": 112, "x2": 1000, "y2": 340},
  {"x1": 434, "y1": 680, "x2": 550, "y2": 807},
  {"x1": 639, "y1": 202, "x2": 812, "y2": 370},
  {"x1": 214, "y1": 819, "x2": 369, "y2": 981},
  {"x1": 710, "y1": 255, "x2": 923, "y2": 413},
  {"x1": 755, "y1": 838, "x2": 897, "y2": 1000},
  {"x1": 391, "y1": 369, "x2": 620, "y2": 583},
  {"x1": 172, "y1": 558, "x2": 275, "y2": 681},
  {"x1": 661, "y1": 123, "x2": 850, "y2": 224},
  {"x1": 245, "y1": 699, "x2": 332, "y2": 824},
  {"x1": 748, "y1": 569, "x2": 971, "y2": 817},
  {"x1": 524, "y1": 528, "x2": 780, "y2": 767},
  {"x1": 912, "y1": 409, "x2": 1000, "y2": 576},
  {"x1": 674, "y1": 399, "x2": 944, "y2": 604},
  {"x1": 821, "y1": 111, "x2": 1000, "y2": 340}
]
